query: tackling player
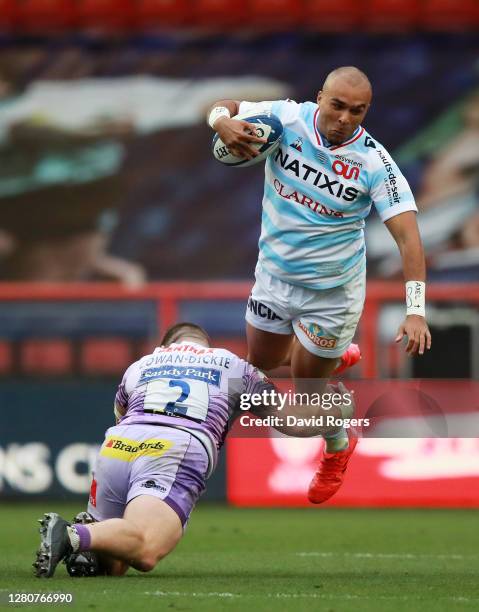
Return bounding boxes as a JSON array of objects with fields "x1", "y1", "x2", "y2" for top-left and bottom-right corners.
[
  {"x1": 207, "y1": 66, "x2": 431, "y2": 503},
  {"x1": 33, "y1": 322, "x2": 353, "y2": 578}
]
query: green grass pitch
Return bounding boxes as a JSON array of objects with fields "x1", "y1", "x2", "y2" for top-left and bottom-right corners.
[{"x1": 0, "y1": 502, "x2": 478, "y2": 611}]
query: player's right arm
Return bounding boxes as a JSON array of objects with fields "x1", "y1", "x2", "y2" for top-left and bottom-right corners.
[{"x1": 206, "y1": 99, "x2": 267, "y2": 160}]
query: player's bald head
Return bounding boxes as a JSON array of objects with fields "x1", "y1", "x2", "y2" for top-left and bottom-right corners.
[
  {"x1": 316, "y1": 66, "x2": 372, "y2": 145},
  {"x1": 323, "y1": 66, "x2": 372, "y2": 101}
]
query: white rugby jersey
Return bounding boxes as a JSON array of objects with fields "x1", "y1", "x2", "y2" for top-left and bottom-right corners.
[{"x1": 239, "y1": 100, "x2": 417, "y2": 289}]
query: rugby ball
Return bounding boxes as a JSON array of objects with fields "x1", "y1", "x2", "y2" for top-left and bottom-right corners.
[{"x1": 212, "y1": 111, "x2": 283, "y2": 168}]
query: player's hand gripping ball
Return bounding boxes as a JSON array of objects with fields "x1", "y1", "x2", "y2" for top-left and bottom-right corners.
[{"x1": 212, "y1": 111, "x2": 283, "y2": 168}]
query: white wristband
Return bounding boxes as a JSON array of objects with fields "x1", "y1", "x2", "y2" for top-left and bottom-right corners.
[
  {"x1": 406, "y1": 281, "x2": 426, "y2": 317},
  {"x1": 207, "y1": 106, "x2": 231, "y2": 129}
]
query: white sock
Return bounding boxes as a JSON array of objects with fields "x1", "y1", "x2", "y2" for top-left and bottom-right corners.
[{"x1": 324, "y1": 428, "x2": 349, "y2": 453}]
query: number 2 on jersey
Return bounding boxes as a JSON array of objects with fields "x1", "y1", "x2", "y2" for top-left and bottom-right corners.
[
  {"x1": 143, "y1": 377, "x2": 209, "y2": 421},
  {"x1": 164, "y1": 379, "x2": 190, "y2": 416}
]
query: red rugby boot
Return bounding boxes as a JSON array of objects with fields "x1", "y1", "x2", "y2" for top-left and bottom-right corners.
[
  {"x1": 308, "y1": 429, "x2": 358, "y2": 504},
  {"x1": 332, "y1": 343, "x2": 361, "y2": 375}
]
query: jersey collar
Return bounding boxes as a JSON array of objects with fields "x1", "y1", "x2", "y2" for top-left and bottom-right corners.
[{"x1": 153, "y1": 340, "x2": 203, "y2": 353}]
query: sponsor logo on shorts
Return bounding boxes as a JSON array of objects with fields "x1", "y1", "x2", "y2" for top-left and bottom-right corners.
[
  {"x1": 100, "y1": 437, "x2": 174, "y2": 462},
  {"x1": 247, "y1": 297, "x2": 283, "y2": 321},
  {"x1": 141, "y1": 479, "x2": 167, "y2": 492},
  {"x1": 298, "y1": 321, "x2": 338, "y2": 349}
]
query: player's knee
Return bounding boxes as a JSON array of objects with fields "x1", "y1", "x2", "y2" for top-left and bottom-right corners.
[
  {"x1": 136, "y1": 550, "x2": 169, "y2": 572},
  {"x1": 133, "y1": 558, "x2": 156, "y2": 573},
  {"x1": 137, "y1": 555, "x2": 157, "y2": 572},
  {"x1": 135, "y1": 542, "x2": 171, "y2": 572}
]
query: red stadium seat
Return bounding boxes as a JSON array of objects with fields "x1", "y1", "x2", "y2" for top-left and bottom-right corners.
[
  {"x1": 249, "y1": 0, "x2": 304, "y2": 28},
  {"x1": 76, "y1": 0, "x2": 136, "y2": 31},
  {"x1": 82, "y1": 338, "x2": 131, "y2": 374},
  {"x1": 15, "y1": 0, "x2": 76, "y2": 31},
  {"x1": 138, "y1": 339, "x2": 156, "y2": 358},
  {"x1": 422, "y1": 0, "x2": 479, "y2": 30},
  {"x1": 192, "y1": 0, "x2": 247, "y2": 28},
  {"x1": 366, "y1": 0, "x2": 420, "y2": 31},
  {"x1": 22, "y1": 340, "x2": 72, "y2": 375},
  {"x1": 0, "y1": 341, "x2": 12, "y2": 373},
  {"x1": 135, "y1": 0, "x2": 190, "y2": 28},
  {"x1": 0, "y1": 0, "x2": 17, "y2": 30},
  {"x1": 304, "y1": 0, "x2": 363, "y2": 31}
]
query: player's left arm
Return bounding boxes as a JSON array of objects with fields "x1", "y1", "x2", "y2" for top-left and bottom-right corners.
[
  {"x1": 113, "y1": 361, "x2": 139, "y2": 423},
  {"x1": 384, "y1": 211, "x2": 432, "y2": 356},
  {"x1": 370, "y1": 146, "x2": 432, "y2": 357},
  {"x1": 113, "y1": 386, "x2": 128, "y2": 424}
]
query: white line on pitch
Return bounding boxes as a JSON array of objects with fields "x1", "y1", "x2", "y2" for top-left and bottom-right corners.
[
  {"x1": 142, "y1": 591, "x2": 478, "y2": 602},
  {"x1": 296, "y1": 551, "x2": 477, "y2": 560},
  {"x1": 144, "y1": 591, "x2": 240, "y2": 598}
]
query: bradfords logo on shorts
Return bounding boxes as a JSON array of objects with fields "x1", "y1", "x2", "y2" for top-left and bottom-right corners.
[
  {"x1": 100, "y1": 437, "x2": 173, "y2": 462},
  {"x1": 298, "y1": 322, "x2": 337, "y2": 349}
]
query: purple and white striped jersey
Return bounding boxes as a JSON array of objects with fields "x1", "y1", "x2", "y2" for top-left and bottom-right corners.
[{"x1": 114, "y1": 341, "x2": 272, "y2": 475}]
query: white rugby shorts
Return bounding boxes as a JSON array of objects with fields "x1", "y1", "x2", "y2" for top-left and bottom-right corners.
[{"x1": 245, "y1": 263, "x2": 366, "y2": 358}]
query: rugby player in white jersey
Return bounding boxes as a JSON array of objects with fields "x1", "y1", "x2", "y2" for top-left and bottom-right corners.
[
  {"x1": 207, "y1": 66, "x2": 432, "y2": 503},
  {"x1": 33, "y1": 322, "x2": 353, "y2": 578}
]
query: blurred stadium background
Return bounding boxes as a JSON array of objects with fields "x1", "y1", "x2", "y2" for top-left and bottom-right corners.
[{"x1": 0, "y1": 3, "x2": 478, "y2": 603}]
